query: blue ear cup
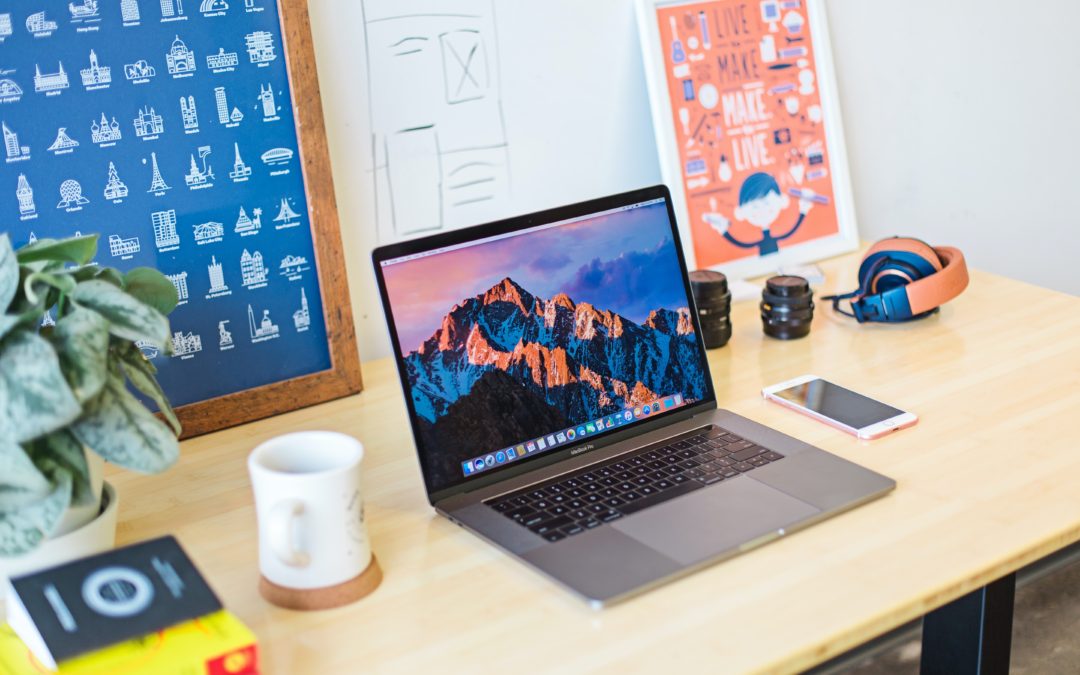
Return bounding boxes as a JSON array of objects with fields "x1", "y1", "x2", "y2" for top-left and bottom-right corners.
[
  {"x1": 824, "y1": 238, "x2": 945, "y2": 323},
  {"x1": 824, "y1": 237, "x2": 969, "y2": 323},
  {"x1": 850, "y1": 250, "x2": 940, "y2": 321},
  {"x1": 865, "y1": 259, "x2": 920, "y2": 294},
  {"x1": 858, "y1": 250, "x2": 938, "y2": 295}
]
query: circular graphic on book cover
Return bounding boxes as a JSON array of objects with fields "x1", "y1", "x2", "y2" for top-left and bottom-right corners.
[{"x1": 81, "y1": 566, "x2": 155, "y2": 618}]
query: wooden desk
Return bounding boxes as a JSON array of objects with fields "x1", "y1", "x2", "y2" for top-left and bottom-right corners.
[{"x1": 111, "y1": 250, "x2": 1080, "y2": 674}]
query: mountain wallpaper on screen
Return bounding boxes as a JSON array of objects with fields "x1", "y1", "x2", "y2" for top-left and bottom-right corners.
[{"x1": 405, "y1": 277, "x2": 707, "y2": 486}]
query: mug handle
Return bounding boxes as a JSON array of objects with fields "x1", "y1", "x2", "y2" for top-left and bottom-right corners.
[{"x1": 268, "y1": 499, "x2": 310, "y2": 567}]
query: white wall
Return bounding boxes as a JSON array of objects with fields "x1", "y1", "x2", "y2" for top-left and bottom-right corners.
[
  {"x1": 308, "y1": 1, "x2": 1079, "y2": 363},
  {"x1": 825, "y1": 0, "x2": 1079, "y2": 297}
]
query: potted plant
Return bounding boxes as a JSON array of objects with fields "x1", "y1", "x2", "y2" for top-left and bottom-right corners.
[{"x1": 0, "y1": 233, "x2": 180, "y2": 585}]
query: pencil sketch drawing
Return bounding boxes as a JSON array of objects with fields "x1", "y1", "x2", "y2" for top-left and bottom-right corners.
[{"x1": 362, "y1": 0, "x2": 510, "y2": 241}]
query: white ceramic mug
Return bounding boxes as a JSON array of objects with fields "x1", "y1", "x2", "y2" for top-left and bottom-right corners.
[{"x1": 248, "y1": 432, "x2": 371, "y2": 590}]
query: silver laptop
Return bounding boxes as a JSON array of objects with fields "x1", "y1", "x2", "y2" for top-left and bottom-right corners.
[{"x1": 372, "y1": 185, "x2": 894, "y2": 607}]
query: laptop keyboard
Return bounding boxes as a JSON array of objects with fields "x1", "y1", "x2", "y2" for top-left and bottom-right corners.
[{"x1": 483, "y1": 427, "x2": 785, "y2": 542}]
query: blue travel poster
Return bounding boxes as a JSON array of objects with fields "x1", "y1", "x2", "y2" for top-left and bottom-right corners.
[{"x1": 0, "y1": 0, "x2": 331, "y2": 407}]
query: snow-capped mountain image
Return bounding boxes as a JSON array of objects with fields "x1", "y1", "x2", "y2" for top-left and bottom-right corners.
[
  {"x1": 379, "y1": 199, "x2": 707, "y2": 488},
  {"x1": 405, "y1": 277, "x2": 707, "y2": 484}
]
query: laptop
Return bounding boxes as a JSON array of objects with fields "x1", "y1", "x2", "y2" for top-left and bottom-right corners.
[{"x1": 372, "y1": 185, "x2": 895, "y2": 607}]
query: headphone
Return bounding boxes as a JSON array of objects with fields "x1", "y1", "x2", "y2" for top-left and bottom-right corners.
[{"x1": 822, "y1": 237, "x2": 969, "y2": 323}]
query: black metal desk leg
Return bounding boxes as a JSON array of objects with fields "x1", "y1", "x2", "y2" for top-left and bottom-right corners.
[{"x1": 920, "y1": 572, "x2": 1016, "y2": 675}]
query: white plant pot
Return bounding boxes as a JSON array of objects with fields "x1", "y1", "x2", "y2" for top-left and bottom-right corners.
[{"x1": 0, "y1": 482, "x2": 118, "y2": 608}]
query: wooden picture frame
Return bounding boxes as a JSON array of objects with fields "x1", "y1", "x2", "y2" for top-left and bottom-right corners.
[
  {"x1": 175, "y1": 0, "x2": 362, "y2": 437},
  {"x1": 1, "y1": 0, "x2": 361, "y2": 438},
  {"x1": 636, "y1": 0, "x2": 859, "y2": 280}
]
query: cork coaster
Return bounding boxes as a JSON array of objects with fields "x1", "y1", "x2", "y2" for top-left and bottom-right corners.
[{"x1": 259, "y1": 556, "x2": 382, "y2": 611}]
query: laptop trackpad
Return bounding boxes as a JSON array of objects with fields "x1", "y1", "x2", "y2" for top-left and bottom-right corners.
[{"x1": 612, "y1": 478, "x2": 819, "y2": 566}]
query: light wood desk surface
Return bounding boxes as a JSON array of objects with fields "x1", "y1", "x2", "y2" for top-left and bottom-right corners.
[{"x1": 111, "y1": 250, "x2": 1080, "y2": 674}]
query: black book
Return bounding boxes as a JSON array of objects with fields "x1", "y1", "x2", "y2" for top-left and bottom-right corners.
[{"x1": 4, "y1": 536, "x2": 222, "y2": 669}]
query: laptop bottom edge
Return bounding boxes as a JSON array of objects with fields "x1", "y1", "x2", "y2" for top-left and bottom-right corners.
[{"x1": 443, "y1": 470, "x2": 894, "y2": 608}]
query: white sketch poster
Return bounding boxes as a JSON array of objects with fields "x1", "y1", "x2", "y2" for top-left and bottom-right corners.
[{"x1": 362, "y1": 0, "x2": 510, "y2": 241}]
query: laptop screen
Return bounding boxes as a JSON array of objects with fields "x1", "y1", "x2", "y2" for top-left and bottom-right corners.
[{"x1": 376, "y1": 191, "x2": 714, "y2": 494}]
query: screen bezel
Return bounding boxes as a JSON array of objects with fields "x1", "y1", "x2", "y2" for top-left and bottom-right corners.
[{"x1": 372, "y1": 184, "x2": 718, "y2": 504}]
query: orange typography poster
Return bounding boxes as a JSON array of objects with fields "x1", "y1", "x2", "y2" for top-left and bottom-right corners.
[{"x1": 656, "y1": 0, "x2": 839, "y2": 268}]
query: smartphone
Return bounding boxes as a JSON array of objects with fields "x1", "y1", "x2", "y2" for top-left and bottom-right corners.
[{"x1": 761, "y1": 375, "x2": 917, "y2": 439}]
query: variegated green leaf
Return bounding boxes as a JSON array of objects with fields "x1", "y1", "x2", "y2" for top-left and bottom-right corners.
[
  {"x1": 0, "y1": 300, "x2": 47, "y2": 342},
  {"x1": 71, "y1": 265, "x2": 123, "y2": 288},
  {"x1": 123, "y1": 267, "x2": 178, "y2": 317},
  {"x1": 52, "y1": 308, "x2": 109, "y2": 403},
  {"x1": 71, "y1": 372, "x2": 178, "y2": 474},
  {"x1": 71, "y1": 264, "x2": 98, "y2": 282},
  {"x1": 0, "y1": 234, "x2": 16, "y2": 311},
  {"x1": 16, "y1": 234, "x2": 99, "y2": 266},
  {"x1": 0, "y1": 439, "x2": 51, "y2": 509},
  {"x1": 0, "y1": 314, "x2": 17, "y2": 341},
  {"x1": 70, "y1": 279, "x2": 170, "y2": 347},
  {"x1": 0, "y1": 330, "x2": 81, "y2": 443},
  {"x1": 95, "y1": 267, "x2": 124, "y2": 287},
  {"x1": 27, "y1": 431, "x2": 93, "y2": 507},
  {"x1": 117, "y1": 344, "x2": 181, "y2": 436},
  {"x1": 0, "y1": 471, "x2": 71, "y2": 556}
]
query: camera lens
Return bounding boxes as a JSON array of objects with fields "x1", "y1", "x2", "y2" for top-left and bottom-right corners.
[
  {"x1": 761, "y1": 275, "x2": 813, "y2": 340},
  {"x1": 690, "y1": 270, "x2": 732, "y2": 349}
]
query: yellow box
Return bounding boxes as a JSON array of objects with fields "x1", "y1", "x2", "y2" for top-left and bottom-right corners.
[{"x1": 0, "y1": 611, "x2": 258, "y2": 675}]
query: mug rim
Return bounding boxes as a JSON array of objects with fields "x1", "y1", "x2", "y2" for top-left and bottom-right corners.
[{"x1": 248, "y1": 431, "x2": 364, "y2": 479}]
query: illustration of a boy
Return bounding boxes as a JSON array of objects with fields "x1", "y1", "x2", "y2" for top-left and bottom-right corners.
[{"x1": 705, "y1": 172, "x2": 813, "y2": 257}]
